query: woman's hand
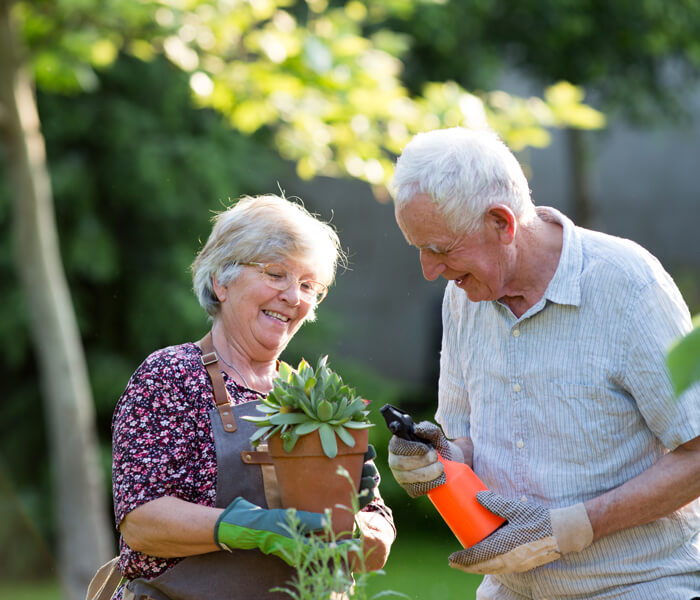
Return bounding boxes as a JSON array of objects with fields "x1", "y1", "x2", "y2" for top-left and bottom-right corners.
[
  {"x1": 350, "y1": 510, "x2": 396, "y2": 572},
  {"x1": 120, "y1": 496, "x2": 222, "y2": 557}
]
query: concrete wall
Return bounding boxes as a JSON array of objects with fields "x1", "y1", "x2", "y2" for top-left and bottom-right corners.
[{"x1": 281, "y1": 96, "x2": 700, "y2": 387}]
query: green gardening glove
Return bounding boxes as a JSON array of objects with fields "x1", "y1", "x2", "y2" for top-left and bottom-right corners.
[{"x1": 214, "y1": 497, "x2": 326, "y2": 566}]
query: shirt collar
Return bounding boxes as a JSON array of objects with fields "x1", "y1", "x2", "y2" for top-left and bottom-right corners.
[{"x1": 537, "y1": 206, "x2": 582, "y2": 307}]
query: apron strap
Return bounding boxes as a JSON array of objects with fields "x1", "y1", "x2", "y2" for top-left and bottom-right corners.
[
  {"x1": 198, "y1": 331, "x2": 237, "y2": 433},
  {"x1": 242, "y1": 445, "x2": 282, "y2": 509}
]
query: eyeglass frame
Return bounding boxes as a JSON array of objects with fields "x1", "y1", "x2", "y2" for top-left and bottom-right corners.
[{"x1": 240, "y1": 262, "x2": 328, "y2": 304}]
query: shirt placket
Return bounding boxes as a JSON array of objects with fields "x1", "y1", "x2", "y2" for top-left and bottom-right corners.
[{"x1": 508, "y1": 318, "x2": 529, "y2": 503}]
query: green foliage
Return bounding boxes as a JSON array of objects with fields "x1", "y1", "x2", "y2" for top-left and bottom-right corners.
[
  {"x1": 12, "y1": 0, "x2": 605, "y2": 189},
  {"x1": 666, "y1": 315, "x2": 700, "y2": 397},
  {"x1": 0, "y1": 52, "x2": 283, "y2": 572},
  {"x1": 379, "y1": 0, "x2": 700, "y2": 123},
  {"x1": 245, "y1": 355, "x2": 373, "y2": 458}
]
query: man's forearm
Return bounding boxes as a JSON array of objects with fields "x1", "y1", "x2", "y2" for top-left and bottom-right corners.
[{"x1": 585, "y1": 435, "x2": 700, "y2": 540}]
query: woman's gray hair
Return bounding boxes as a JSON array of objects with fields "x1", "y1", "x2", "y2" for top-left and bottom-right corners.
[
  {"x1": 192, "y1": 194, "x2": 344, "y2": 319},
  {"x1": 391, "y1": 127, "x2": 534, "y2": 234}
]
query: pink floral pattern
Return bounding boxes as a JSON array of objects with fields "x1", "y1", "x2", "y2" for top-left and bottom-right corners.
[
  {"x1": 111, "y1": 341, "x2": 391, "y2": 595},
  {"x1": 112, "y1": 343, "x2": 259, "y2": 581}
]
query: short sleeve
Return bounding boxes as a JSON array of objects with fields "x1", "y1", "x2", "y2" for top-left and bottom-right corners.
[
  {"x1": 111, "y1": 351, "x2": 211, "y2": 526},
  {"x1": 620, "y1": 275, "x2": 700, "y2": 450}
]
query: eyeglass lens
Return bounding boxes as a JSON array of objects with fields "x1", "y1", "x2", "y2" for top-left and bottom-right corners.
[{"x1": 258, "y1": 264, "x2": 326, "y2": 302}]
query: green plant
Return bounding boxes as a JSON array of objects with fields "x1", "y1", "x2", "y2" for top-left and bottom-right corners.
[
  {"x1": 272, "y1": 466, "x2": 407, "y2": 600},
  {"x1": 666, "y1": 314, "x2": 700, "y2": 397},
  {"x1": 244, "y1": 356, "x2": 373, "y2": 459}
]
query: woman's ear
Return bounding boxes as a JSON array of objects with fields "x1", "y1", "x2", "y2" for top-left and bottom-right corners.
[
  {"x1": 486, "y1": 205, "x2": 517, "y2": 244},
  {"x1": 212, "y1": 275, "x2": 226, "y2": 303}
]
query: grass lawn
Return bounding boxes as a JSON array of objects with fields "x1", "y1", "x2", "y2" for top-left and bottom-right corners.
[
  {"x1": 0, "y1": 580, "x2": 61, "y2": 600},
  {"x1": 0, "y1": 532, "x2": 481, "y2": 600},
  {"x1": 365, "y1": 529, "x2": 483, "y2": 599}
]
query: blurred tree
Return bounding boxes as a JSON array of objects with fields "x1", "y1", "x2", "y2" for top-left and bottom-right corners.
[
  {"x1": 376, "y1": 0, "x2": 700, "y2": 225},
  {"x1": 0, "y1": 1, "x2": 604, "y2": 597},
  {"x1": 0, "y1": 3, "x2": 114, "y2": 596}
]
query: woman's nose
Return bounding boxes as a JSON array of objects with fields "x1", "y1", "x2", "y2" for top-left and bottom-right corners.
[{"x1": 279, "y1": 282, "x2": 302, "y2": 305}]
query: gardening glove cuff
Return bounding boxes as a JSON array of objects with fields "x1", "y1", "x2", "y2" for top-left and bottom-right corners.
[
  {"x1": 215, "y1": 497, "x2": 326, "y2": 566},
  {"x1": 550, "y1": 502, "x2": 594, "y2": 554},
  {"x1": 448, "y1": 491, "x2": 593, "y2": 575},
  {"x1": 358, "y1": 444, "x2": 379, "y2": 510}
]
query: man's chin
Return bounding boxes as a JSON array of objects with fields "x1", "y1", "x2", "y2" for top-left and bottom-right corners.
[{"x1": 459, "y1": 283, "x2": 492, "y2": 303}]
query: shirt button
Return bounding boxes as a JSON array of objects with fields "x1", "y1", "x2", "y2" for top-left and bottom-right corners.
[
  {"x1": 516, "y1": 439, "x2": 524, "y2": 449},
  {"x1": 512, "y1": 329, "x2": 521, "y2": 338},
  {"x1": 513, "y1": 383, "x2": 521, "y2": 393},
  {"x1": 520, "y1": 495, "x2": 527, "y2": 502}
]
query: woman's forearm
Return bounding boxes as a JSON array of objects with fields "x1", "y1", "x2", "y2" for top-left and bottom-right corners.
[{"x1": 120, "y1": 496, "x2": 223, "y2": 558}]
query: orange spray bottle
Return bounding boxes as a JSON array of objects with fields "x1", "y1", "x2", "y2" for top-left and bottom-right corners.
[{"x1": 381, "y1": 404, "x2": 505, "y2": 548}]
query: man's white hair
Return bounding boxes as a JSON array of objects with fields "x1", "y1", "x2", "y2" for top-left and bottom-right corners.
[{"x1": 391, "y1": 127, "x2": 533, "y2": 233}]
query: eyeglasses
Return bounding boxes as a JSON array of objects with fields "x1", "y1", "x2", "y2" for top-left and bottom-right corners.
[{"x1": 241, "y1": 262, "x2": 328, "y2": 304}]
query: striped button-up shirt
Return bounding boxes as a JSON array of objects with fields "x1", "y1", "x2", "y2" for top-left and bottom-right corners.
[{"x1": 436, "y1": 207, "x2": 700, "y2": 599}]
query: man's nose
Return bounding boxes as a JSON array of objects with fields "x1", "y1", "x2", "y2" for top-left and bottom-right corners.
[{"x1": 419, "y1": 251, "x2": 445, "y2": 281}]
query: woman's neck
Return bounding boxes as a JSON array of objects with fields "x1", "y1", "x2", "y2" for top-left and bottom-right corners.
[{"x1": 210, "y1": 323, "x2": 277, "y2": 393}]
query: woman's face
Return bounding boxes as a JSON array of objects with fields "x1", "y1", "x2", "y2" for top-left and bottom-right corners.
[{"x1": 214, "y1": 258, "x2": 323, "y2": 362}]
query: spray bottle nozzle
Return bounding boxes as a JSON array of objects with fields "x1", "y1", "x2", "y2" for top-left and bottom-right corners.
[{"x1": 380, "y1": 403, "x2": 421, "y2": 443}]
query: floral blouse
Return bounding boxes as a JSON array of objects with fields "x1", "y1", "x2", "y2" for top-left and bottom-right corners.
[{"x1": 111, "y1": 342, "x2": 391, "y2": 590}]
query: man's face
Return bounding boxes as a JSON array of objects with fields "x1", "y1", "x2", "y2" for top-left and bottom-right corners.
[{"x1": 395, "y1": 194, "x2": 512, "y2": 303}]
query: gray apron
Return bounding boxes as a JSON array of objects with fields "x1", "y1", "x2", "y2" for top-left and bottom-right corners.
[{"x1": 125, "y1": 399, "x2": 298, "y2": 600}]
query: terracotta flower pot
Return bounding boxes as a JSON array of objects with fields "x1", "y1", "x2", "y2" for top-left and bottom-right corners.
[{"x1": 267, "y1": 428, "x2": 369, "y2": 537}]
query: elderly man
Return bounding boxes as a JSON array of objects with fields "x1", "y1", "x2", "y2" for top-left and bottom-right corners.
[{"x1": 387, "y1": 127, "x2": 700, "y2": 599}]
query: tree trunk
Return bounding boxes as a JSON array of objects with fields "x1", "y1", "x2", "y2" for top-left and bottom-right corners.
[
  {"x1": 566, "y1": 127, "x2": 593, "y2": 228},
  {"x1": 0, "y1": 2, "x2": 114, "y2": 599}
]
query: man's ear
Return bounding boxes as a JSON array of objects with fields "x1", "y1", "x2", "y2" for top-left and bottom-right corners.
[{"x1": 485, "y1": 205, "x2": 517, "y2": 244}]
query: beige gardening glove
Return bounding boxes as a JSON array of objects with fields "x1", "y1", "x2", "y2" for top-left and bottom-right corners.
[
  {"x1": 449, "y1": 491, "x2": 593, "y2": 575},
  {"x1": 387, "y1": 421, "x2": 464, "y2": 498}
]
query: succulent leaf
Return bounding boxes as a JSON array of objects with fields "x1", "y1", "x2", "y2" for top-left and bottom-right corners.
[
  {"x1": 244, "y1": 354, "x2": 372, "y2": 458},
  {"x1": 282, "y1": 431, "x2": 300, "y2": 453},
  {"x1": 270, "y1": 412, "x2": 309, "y2": 425},
  {"x1": 294, "y1": 422, "x2": 321, "y2": 435},
  {"x1": 335, "y1": 426, "x2": 356, "y2": 448},
  {"x1": 317, "y1": 400, "x2": 334, "y2": 421},
  {"x1": 343, "y1": 420, "x2": 373, "y2": 429},
  {"x1": 250, "y1": 426, "x2": 272, "y2": 443},
  {"x1": 278, "y1": 361, "x2": 294, "y2": 382},
  {"x1": 304, "y1": 377, "x2": 316, "y2": 396},
  {"x1": 319, "y1": 423, "x2": 338, "y2": 459}
]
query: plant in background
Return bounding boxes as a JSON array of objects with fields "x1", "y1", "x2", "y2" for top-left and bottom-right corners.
[
  {"x1": 272, "y1": 467, "x2": 407, "y2": 600},
  {"x1": 244, "y1": 356, "x2": 373, "y2": 459},
  {"x1": 666, "y1": 315, "x2": 700, "y2": 397}
]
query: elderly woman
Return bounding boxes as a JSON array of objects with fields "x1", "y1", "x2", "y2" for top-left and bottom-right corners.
[{"x1": 110, "y1": 195, "x2": 395, "y2": 600}]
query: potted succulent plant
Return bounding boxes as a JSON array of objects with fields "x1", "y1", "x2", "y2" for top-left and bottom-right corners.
[{"x1": 243, "y1": 355, "x2": 374, "y2": 535}]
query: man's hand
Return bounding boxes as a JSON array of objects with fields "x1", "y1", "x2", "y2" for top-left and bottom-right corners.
[
  {"x1": 449, "y1": 491, "x2": 593, "y2": 574},
  {"x1": 387, "y1": 421, "x2": 464, "y2": 498}
]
